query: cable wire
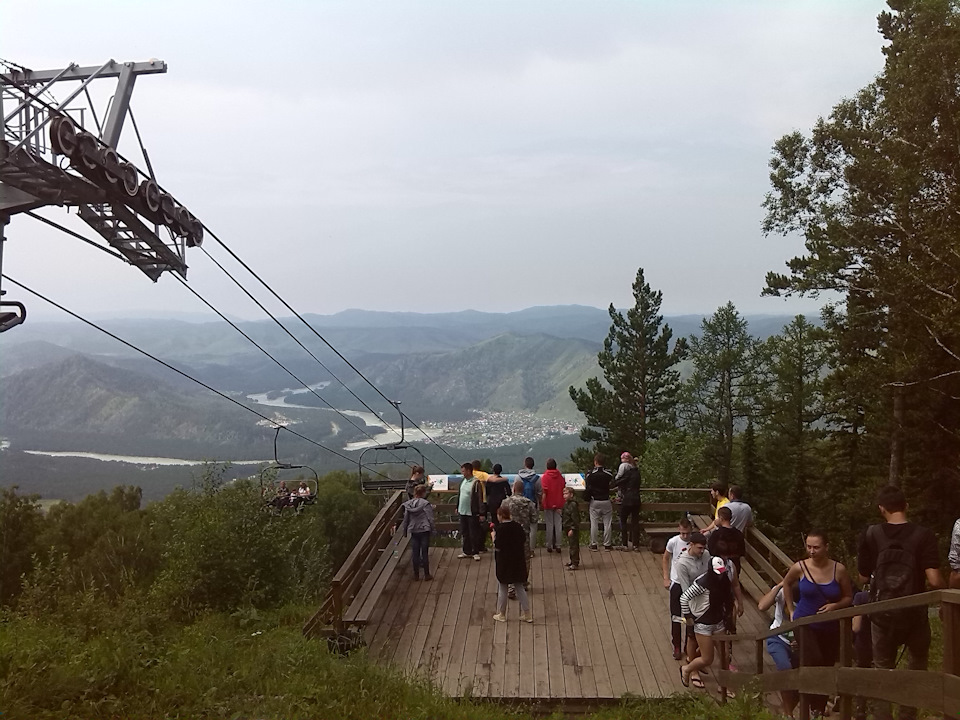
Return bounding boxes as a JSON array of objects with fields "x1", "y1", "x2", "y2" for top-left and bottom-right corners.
[
  {"x1": 21, "y1": 210, "x2": 413, "y2": 469},
  {"x1": 0, "y1": 273, "x2": 392, "y2": 478},
  {"x1": 197, "y1": 246, "x2": 426, "y2": 466},
  {"x1": 170, "y1": 273, "x2": 403, "y2": 454},
  {"x1": 200, "y1": 228, "x2": 463, "y2": 469},
  {"x1": 24, "y1": 210, "x2": 126, "y2": 261},
  {"x1": 2, "y1": 72, "x2": 460, "y2": 470}
]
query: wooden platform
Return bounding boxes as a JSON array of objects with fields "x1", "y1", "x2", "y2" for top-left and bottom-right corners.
[{"x1": 362, "y1": 545, "x2": 776, "y2": 701}]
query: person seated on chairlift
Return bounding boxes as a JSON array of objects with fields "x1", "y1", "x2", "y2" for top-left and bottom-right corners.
[
  {"x1": 273, "y1": 481, "x2": 292, "y2": 508},
  {"x1": 297, "y1": 481, "x2": 311, "y2": 498}
]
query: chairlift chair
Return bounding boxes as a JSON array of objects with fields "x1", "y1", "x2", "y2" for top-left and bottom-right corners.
[
  {"x1": 357, "y1": 402, "x2": 424, "y2": 495},
  {"x1": 260, "y1": 426, "x2": 319, "y2": 514}
]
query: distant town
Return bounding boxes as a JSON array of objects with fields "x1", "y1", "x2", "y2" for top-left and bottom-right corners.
[{"x1": 438, "y1": 410, "x2": 579, "y2": 448}]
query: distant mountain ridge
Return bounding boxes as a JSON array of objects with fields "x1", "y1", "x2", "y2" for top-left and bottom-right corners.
[{"x1": 0, "y1": 355, "x2": 272, "y2": 451}]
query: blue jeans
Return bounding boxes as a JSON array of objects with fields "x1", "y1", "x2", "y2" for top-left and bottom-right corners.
[{"x1": 410, "y1": 531, "x2": 430, "y2": 576}]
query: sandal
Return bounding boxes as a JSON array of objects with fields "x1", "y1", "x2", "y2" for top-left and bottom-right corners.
[
  {"x1": 717, "y1": 687, "x2": 736, "y2": 699},
  {"x1": 679, "y1": 667, "x2": 690, "y2": 688},
  {"x1": 691, "y1": 676, "x2": 705, "y2": 689}
]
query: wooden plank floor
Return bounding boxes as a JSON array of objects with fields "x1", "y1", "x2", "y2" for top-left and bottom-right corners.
[{"x1": 363, "y1": 545, "x2": 776, "y2": 700}]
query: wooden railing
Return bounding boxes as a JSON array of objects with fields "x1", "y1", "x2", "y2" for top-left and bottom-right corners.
[
  {"x1": 425, "y1": 482, "x2": 713, "y2": 532},
  {"x1": 713, "y1": 589, "x2": 960, "y2": 720},
  {"x1": 303, "y1": 490, "x2": 406, "y2": 637}
]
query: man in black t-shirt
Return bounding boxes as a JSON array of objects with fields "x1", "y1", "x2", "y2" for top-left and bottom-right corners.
[
  {"x1": 856, "y1": 485, "x2": 942, "y2": 720},
  {"x1": 707, "y1": 505, "x2": 745, "y2": 636}
]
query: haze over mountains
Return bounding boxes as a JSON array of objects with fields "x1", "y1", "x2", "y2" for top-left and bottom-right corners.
[{"x1": 0, "y1": 306, "x2": 814, "y2": 500}]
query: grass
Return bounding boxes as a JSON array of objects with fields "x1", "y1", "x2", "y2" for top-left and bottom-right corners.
[{"x1": 0, "y1": 603, "x2": 778, "y2": 720}]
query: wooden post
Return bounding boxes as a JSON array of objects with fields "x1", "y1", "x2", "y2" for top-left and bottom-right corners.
[
  {"x1": 331, "y1": 579, "x2": 343, "y2": 634},
  {"x1": 798, "y1": 626, "x2": 811, "y2": 720},
  {"x1": 720, "y1": 636, "x2": 730, "y2": 705},
  {"x1": 944, "y1": 596, "x2": 960, "y2": 677},
  {"x1": 838, "y1": 616, "x2": 853, "y2": 720}
]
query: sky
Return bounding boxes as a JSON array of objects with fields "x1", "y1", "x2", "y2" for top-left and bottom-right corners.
[{"x1": 2, "y1": 0, "x2": 888, "y2": 321}]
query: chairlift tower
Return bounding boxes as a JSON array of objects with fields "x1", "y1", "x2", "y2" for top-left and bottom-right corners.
[{"x1": 0, "y1": 58, "x2": 203, "y2": 331}]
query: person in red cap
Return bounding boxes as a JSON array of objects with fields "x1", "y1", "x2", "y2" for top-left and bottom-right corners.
[{"x1": 679, "y1": 556, "x2": 735, "y2": 689}]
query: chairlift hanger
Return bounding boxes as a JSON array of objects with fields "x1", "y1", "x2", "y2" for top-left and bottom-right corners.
[
  {"x1": 358, "y1": 400, "x2": 424, "y2": 495},
  {"x1": 260, "y1": 426, "x2": 320, "y2": 511}
]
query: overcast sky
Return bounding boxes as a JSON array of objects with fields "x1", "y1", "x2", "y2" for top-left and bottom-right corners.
[{"x1": 3, "y1": 1, "x2": 887, "y2": 321}]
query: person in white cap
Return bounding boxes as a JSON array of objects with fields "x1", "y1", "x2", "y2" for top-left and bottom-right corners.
[{"x1": 679, "y1": 556, "x2": 735, "y2": 689}]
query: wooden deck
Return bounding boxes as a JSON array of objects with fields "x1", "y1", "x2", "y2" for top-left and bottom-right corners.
[{"x1": 362, "y1": 545, "x2": 776, "y2": 701}]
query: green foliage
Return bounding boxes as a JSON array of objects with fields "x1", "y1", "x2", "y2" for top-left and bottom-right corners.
[
  {"x1": 681, "y1": 303, "x2": 760, "y2": 486},
  {"x1": 762, "y1": 0, "x2": 960, "y2": 541},
  {"x1": 0, "y1": 487, "x2": 43, "y2": 604},
  {"x1": 752, "y1": 316, "x2": 830, "y2": 550},
  {"x1": 570, "y1": 267, "x2": 687, "y2": 463},
  {"x1": 639, "y1": 431, "x2": 709, "y2": 488},
  {"x1": 0, "y1": 603, "x2": 776, "y2": 720},
  {"x1": 35, "y1": 485, "x2": 160, "y2": 600}
]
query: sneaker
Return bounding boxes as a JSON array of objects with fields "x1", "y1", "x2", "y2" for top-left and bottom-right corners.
[
  {"x1": 424, "y1": 574, "x2": 433, "y2": 581},
  {"x1": 547, "y1": 547, "x2": 554, "y2": 553},
  {"x1": 493, "y1": 613, "x2": 507, "y2": 623},
  {"x1": 604, "y1": 545, "x2": 613, "y2": 551},
  {"x1": 566, "y1": 563, "x2": 578, "y2": 571},
  {"x1": 457, "y1": 552, "x2": 471, "y2": 559},
  {"x1": 672, "y1": 646, "x2": 683, "y2": 661},
  {"x1": 473, "y1": 554, "x2": 481, "y2": 562},
  {"x1": 634, "y1": 546, "x2": 642, "y2": 552},
  {"x1": 590, "y1": 544, "x2": 599, "y2": 552},
  {"x1": 520, "y1": 613, "x2": 533, "y2": 624}
]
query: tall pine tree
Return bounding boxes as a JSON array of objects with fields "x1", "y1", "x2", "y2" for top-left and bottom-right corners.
[
  {"x1": 682, "y1": 302, "x2": 759, "y2": 487},
  {"x1": 569, "y1": 268, "x2": 687, "y2": 465}
]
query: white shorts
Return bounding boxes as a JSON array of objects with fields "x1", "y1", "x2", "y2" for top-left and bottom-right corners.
[{"x1": 694, "y1": 620, "x2": 726, "y2": 636}]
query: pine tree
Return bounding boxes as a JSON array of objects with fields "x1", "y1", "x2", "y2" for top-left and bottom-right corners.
[
  {"x1": 569, "y1": 268, "x2": 687, "y2": 463},
  {"x1": 761, "y1": 0, "x2": 960, "y2": 534},
  {"x1": 682, "y1": 302, "x2": 759, "y2": 487},
  {"x1": 757, "y1": 315, "x2": 829, "y2": 547}
]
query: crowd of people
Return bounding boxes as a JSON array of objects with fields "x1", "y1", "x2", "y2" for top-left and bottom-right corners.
[
  {"x1": 663, "y1": 482, "x2": 960, "y2": 720},
  {"x1": 397, "y1": 459, "x2": 960, "y2": 717}
]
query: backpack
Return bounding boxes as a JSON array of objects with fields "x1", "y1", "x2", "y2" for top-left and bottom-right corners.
[
  {"x1": 868, "y1": 524, "x2": 922, "y2": 628},
  {"x1": 521, "y1": 473, "x2": 540, "y2": 503}
]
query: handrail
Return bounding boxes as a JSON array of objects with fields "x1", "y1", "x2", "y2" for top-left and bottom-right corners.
[
  {"x1": 303, "y1": 490, "x2": 405, "y2": 636},
  {"x1": 736, "y1": 589, "x2": 956, "y2": 643},
  {"x1": 710, "y1": 588, "x2": 960, "y2": 720}
]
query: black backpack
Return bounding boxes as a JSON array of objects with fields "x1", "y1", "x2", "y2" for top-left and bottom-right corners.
[{"x1": 868, "y1": 524, "x2": 922, "y2": 628}]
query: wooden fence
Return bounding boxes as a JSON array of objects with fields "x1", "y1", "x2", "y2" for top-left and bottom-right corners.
[{"x1": 713, "y1": 589, "x2": 960, "y2": 719}]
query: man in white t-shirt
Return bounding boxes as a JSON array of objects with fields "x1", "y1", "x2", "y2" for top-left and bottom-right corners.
[
  {"x1": 725, "y1": 484, "x2": 754, "y2": 534},
  {"x1": 663, "y1": 518, "x2": 693, "y2": 660}
]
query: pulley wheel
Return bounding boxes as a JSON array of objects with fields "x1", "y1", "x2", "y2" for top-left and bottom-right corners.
[
  {"x1": 76, "y1": 133, "x2": 100, "y2": 171},
  {"x1": 159, "y1": 192, "x2": 177, "y2": 225},
  {"x1": 120, "y1": 162, "x2": 139, "y2": 197},
  {"x1": 187, "y1": 218, "x2": 204, "y2": 247},
  {"x1": 51, "y1": 115, "x2": 78, "y2": 156},
  {"x1": 101, "y1": 147, "x2": 120, "y2": 184},
  {"x1": 139, "y1": 179, "x2": 161, "y2": 213}
]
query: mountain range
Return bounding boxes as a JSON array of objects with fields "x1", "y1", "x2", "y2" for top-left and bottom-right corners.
[{"x1": 0, "y1": 306, "x2": 814, "y2": 499}]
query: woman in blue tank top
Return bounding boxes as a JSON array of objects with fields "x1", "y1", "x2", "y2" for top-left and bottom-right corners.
[{"x1": 781, "y1": 530, "x2": 853, "y2": 717}]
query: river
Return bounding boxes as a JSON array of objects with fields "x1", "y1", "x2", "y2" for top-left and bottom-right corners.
[{"x1": 22, "y1": 450, "x2": 270, "y2": 466}]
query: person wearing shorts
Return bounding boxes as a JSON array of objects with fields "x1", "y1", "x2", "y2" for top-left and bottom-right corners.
[{"x1": 679, "y1": 556, "x2": 734, "y2": 691}]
